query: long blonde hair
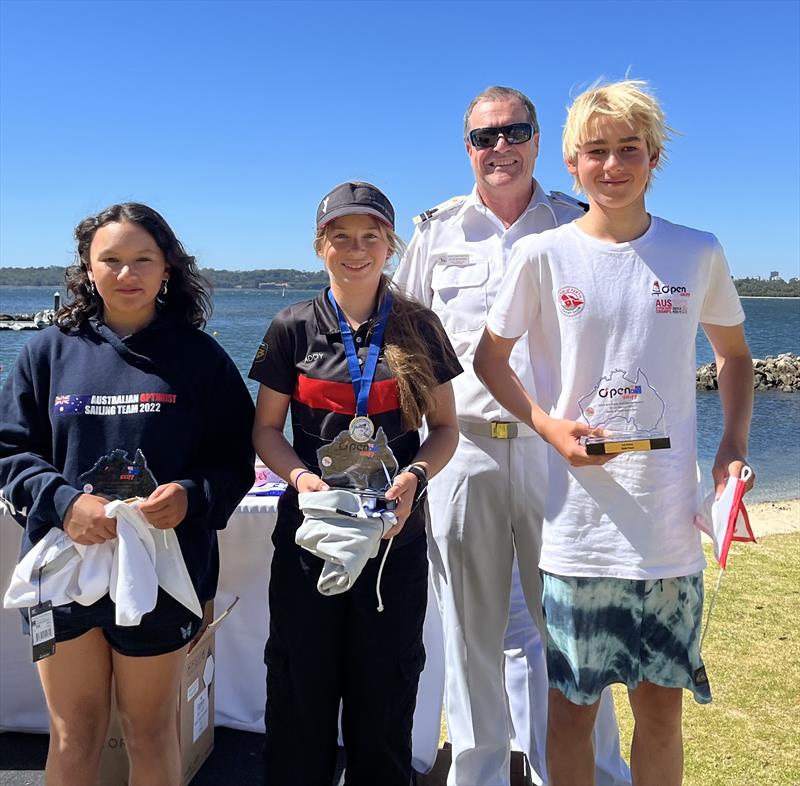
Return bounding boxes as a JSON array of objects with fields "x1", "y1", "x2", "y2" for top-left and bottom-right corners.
[
  {"x1": 315, "y1": 222, "x2": 451, "y2": 431},
  {"x1": 380, "y1": 275, "x2": 451, "y2": 430}
]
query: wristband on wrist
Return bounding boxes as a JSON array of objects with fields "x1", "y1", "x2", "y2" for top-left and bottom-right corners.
[
  {"x1": 291, "y1": 469, "x2": 314, "y2": 489},
  {"x1": 399, "y1": 463, "x2": 428, "y2": 503}
]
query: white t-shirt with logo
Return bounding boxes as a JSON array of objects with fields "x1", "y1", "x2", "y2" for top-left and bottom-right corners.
[{"x1": 486, "y1": 217, "x2": 745, "y2": 579}]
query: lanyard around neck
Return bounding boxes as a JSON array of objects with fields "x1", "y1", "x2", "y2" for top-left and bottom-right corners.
[{"x1": 327, "y1": 289, "x2": 393, "y2": 418}]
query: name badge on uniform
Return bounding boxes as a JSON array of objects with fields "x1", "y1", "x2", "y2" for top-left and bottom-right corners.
[
  {"x1": 30, "y1": 600, "x2": 56, "y2": 662},
  {"x1": 438, "y1": 254, "x2": 471, "y2": 267}
]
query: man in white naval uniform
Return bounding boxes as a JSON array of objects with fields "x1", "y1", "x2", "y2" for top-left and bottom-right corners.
[{"x1": 395, "y1": 86, "x2": 630, "y2": 786}]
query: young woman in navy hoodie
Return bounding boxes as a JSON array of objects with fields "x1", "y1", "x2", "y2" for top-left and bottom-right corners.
[{"x1": 0, "y1": 203, "x2": 254, "y2": 786}]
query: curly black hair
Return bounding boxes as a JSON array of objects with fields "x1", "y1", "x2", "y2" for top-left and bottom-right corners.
[{"x1": 56, "y1": 203, "x2": 213, "y2": 330}]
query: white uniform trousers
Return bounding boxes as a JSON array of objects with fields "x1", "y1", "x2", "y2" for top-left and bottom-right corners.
[
  {"x1": 505, "y1": 561, "x2": 632, "y2": 785},
  {"x1": 429, "y1": 430, "x2": 630, "y2": 786},
  {"x1": 427, "y1": 430, "x2": 546, "y2": 786}
]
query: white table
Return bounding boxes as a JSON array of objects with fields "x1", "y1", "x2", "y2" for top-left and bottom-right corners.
[{"x1": 0, "y1": 498, "x2": 444, "y2": 773}]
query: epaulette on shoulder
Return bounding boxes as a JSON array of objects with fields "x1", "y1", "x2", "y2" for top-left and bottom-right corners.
[
  {"x1": 412, "y1": 195, "x2": 468, "y2": 225},
  {"x1": 549, "y1": 190, "x2": 589, "y2": 213}
]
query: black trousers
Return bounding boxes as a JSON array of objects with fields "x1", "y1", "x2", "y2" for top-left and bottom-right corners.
[{"x1": 263, "y1": 517, "x2": 428, "y2": 786}]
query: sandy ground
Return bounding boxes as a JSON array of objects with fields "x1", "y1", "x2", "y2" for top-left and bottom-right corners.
[{"x1": 714, "y1": 498, "x2": 799, "y2": 538}]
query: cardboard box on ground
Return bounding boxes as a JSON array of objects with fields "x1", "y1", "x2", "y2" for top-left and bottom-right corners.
[{"x1": 99, "y1": 598, "x2": 238, "y2": 786}]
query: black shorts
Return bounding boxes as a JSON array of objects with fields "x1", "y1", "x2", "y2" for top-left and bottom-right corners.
[{"x1": 22, "y1": 589, "x2": 203, "y2": 657}]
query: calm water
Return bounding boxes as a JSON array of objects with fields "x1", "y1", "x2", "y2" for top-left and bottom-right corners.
[{"x1": 2, "y1": 288, "x2": 799, "y2": 503}]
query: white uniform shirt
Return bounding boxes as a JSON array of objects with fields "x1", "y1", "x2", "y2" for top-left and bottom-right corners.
[
  {"x1": 395, "y1": 182, "x2": 582, "y2": 422},
  {"x1": 487, "y1": 217, "x2": 745, "y2": 579}
]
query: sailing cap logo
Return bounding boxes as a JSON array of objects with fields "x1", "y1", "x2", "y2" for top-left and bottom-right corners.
[{"x1": 558, "y1": 286, "x2": 585, "y2": 316}]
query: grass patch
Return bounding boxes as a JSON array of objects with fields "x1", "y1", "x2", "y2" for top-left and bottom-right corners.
[
  {"x1": 612, "y1": 532, "x2": 800, "y2": 785},
  {"x1": 438, "y1": 534, "x2": 800, "y2": 784}
]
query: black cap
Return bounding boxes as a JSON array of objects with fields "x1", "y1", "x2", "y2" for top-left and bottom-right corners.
[{"x1": 316, "y1": 181, "x2": 395, "y2": 231}]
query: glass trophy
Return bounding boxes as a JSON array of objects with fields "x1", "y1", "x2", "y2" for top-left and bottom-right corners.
[
  {"x1": 316, "y1": 426, "x2": 399, "y2": 495},
  {"x1": 577, "y1": 368, "x2": 671, "y2": 455},
  {"x1": 77, "y1": 448, "x2": 158, "y2": 498}
]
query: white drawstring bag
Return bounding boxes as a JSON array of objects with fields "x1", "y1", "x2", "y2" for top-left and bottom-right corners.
[{"x1": 296, "y1": 489, "x2": 395, "y2": 609}]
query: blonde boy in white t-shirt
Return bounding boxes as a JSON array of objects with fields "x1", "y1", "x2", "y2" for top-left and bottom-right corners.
[{"x1": 474, "y1": 81, "x2": 755, "y2": 786}]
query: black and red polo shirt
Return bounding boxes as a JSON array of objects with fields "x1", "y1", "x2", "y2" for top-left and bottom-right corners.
[{"x1": 248, "y1": 288, "x2": 461, "y2": 544}]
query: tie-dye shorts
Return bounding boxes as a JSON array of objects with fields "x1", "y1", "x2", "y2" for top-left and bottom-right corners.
[{"x1": 541, "y1": 571, "x2": 711, "y2": 705}]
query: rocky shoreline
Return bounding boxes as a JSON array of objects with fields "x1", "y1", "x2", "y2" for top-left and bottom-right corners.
[
  {"x1": 0, "y1": 310, "x2": 57, "y2": 331},
  {"x1": 697, "y1": 353, "x2": 799, "y2": 391}
]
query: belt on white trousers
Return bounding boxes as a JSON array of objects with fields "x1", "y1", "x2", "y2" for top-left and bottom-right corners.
[{"x1": 458, "y1": 418, "x2": 537, "y2": 439}]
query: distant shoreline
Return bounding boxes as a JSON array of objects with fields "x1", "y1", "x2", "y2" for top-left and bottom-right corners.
[
  {"x1": 0, "y1": 283, "x2": 324, "y2": 292},
  {"x1": 2, "y1": 271, "x2": 798, "y2": 297},
  {"x1": 2, "y1": 285, "x2": 797, "y2": 296}
]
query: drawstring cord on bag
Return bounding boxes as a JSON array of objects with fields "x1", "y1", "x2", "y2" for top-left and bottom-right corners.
[
  {"x1": 374, "y1": 461, "x2": 397, "y2": 612},
  {"x1": 372, "y1": 460, "x2": 429, "y2": 611},
  {"x1": 370, "y1": 501, "x2": 396, "y2": 613},
  {"x1": 375, "y1": 534, "x2": 394, "y2": 612}
]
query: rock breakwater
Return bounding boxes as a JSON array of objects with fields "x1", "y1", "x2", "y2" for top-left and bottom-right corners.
[{"x1": 696, "y1": 353, "x2": 799, "y2": 391}]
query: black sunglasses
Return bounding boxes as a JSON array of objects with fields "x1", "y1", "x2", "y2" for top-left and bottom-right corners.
[{"x1": 468, "y1": 122, "x2": 533, "y2": 149}]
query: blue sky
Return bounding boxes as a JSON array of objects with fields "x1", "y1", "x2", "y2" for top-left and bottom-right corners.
[{"x1": 1, "y1": 0, "x2": 798, "y2": 278}]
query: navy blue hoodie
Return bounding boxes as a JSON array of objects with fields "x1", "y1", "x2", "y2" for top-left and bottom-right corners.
[{"x1": 0, "y1": 314, "x2": 255, "y2": 602}]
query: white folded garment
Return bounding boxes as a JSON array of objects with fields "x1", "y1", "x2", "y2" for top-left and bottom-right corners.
[
  {"x1": 107, "y1": 499, "x2": 160, "y2": 625},
  {"x1": 3, "y1": 528, "x2": 112, "y2": 610},
  {"x1": 72, "y1": 539, "x2": 115, "y2": 603},
  {"x1": 296, "y1": 490, "x2": 393, "y2": 596},
  {"x1": 4, "y1": 500, "x2": 202, "y2": 626}
]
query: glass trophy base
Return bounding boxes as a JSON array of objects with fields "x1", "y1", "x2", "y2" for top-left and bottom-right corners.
[{"x1": 585, "y1": 435, "x2": 671, "y2": 455}]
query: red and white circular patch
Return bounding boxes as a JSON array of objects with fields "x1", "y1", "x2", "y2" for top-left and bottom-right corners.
[{"x1": 557, "y1": 286, "x2": 585, "y2": 316}]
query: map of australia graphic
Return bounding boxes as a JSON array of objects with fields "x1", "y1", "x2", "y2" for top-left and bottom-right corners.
[
  {"x1": 577, "y1": 368, "x2": 666, "y2": 436},
  {"x1": 77, "y1": 448, "x2": 158, "y2": 498}
]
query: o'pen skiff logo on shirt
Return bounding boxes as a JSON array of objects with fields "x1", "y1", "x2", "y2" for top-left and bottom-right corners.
[
  {"x1": 651, "y1": 279, "x2": 691, "y2": 297},
  {"x1": 652, "y1": 279, "x2": 691, "y2": 315},
  {"x1": 254, "y1": 342, "x2": 268, "y2": 363},
  {"x1": 557, "y1": 287, "x2": 585, "y2": 316}
]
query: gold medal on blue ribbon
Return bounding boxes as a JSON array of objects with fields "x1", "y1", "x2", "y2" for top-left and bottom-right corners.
[{"x1": 349, "y1": 415, "x2": 374, "y2": 443}]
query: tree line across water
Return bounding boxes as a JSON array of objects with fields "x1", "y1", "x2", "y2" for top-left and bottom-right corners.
[
  {"x1": 0, "y1": 267, "x2": 329, "y2": 290},
  {"x1": 1, "y1": 266, "x2": 798, "y2": 297}
]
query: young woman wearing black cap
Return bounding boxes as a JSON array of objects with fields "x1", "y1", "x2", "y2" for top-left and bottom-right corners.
[{"x1": 250, "y1": 182, "x2": 461, "y2": 785}]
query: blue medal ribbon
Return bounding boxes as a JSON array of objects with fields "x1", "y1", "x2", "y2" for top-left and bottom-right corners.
[{"x1": 327, "y1": 288, "x2": 393, "y2": 417}]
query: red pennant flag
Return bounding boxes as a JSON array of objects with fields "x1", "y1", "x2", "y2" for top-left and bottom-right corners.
[{"x1": 695, "y1": 466, "x2": 756, "y2": 569}]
